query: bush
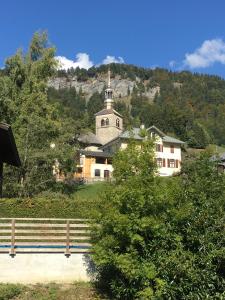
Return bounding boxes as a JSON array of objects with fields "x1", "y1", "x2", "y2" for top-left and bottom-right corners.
[
  {"x1": 92, "y1": 146, "x2": 225, "y2": 299},
  {"x1": 0, "y1": 284, "x2": 23, "y2": 300},
  {"x1": 0, "y1": 183, "x2": 108, "y2": 219}
]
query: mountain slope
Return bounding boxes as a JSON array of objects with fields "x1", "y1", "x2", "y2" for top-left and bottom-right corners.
[{"x1": 48, "y1": 64, "x2": 225, "y2": 147}]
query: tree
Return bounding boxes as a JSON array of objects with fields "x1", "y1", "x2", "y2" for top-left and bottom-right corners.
[
  {"x1": 187, "y1": 122, "x2": 211, "y2": 148},
  {"x1": 87, "y1": 92, "x2": 104, "y2": 127},
  {"x1": 0, "y1": 32, "x2": 76, "y2": 197},
  {"x1": 92, "y1": 145, "x2": 225, "y2": 299}
]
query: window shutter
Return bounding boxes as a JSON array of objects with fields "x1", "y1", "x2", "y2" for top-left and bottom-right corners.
[
  {"x1": 161, "y1": 144, "x2": 164, "y2": 152},
  {"x1": 176, "y1": 160, "x2": 179, "y2": 168},
  {"x1": 163, "y1": 158, "x2": 166, "y2": 167},
  {"x1": 167, "y1": 159, "x2": 170, "y2": 168}
]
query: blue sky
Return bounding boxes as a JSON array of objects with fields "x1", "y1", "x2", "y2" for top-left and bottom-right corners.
[{"x1": 1, "y1": 0, "x2": 225, "y2": 77}]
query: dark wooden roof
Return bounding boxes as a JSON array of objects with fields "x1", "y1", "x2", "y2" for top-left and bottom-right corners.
[
  {"x1": 0, "y1": 123, "x2": 21, "y2": 166},
  {"x1": 79, "y1": 150, "x2": 112, "y2": 158}
]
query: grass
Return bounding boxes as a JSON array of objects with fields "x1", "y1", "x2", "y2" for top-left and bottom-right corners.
[
  {"x1": 0, "y1": 182, "x2": 108, "y2": 219},
  {"x1": 0, "y1": 282, "x2": 107, "y2": 300}
]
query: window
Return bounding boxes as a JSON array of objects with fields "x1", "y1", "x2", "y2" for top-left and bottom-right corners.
[
  {"x1": 80, "y1": 156, "x2": 84, "y2": 165},
  {"x1": 101, "y1": 119, "x2": 105, "y2": 127},
  {"x1": 157, "y1": 158, "x2": 163, "y2": 167},
  {"x1": 104, "y1": 170, "x2": 110, "y2": 178},
  {"x1": 168, "y1": 159, "x2": 176, "y2": 168},
  {"x1": 170, "y1": 145, "x2": 174, "y2": 153},
  {"x1": 116, "y1": 118, "x2": 120, "y2": 128},
  {"x1": 101, "y1": 118, "x2": 109, "y2": 126},
  {"x1": 94, "y1": 169, "x2": 100, "y2": 177},
  {"x1": 77, "y1": 167, "x2": 82, "y2": 173},
  {"x1": 156, "y1": 144, "x2": 163, "y2": 152}
]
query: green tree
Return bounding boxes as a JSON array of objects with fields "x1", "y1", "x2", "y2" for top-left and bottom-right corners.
[
  {"x1": 0, "y1": 32, "x2": 76, "y2": 196},
  {"x1": 87, "y1": 92, "x2": 104, "y2": 127},
  {"x1": 92, "y1": 146, "x2": 225, "y2": 299},
  {"x1": 187, "y1": 122, "x2": 211, "y2": 148}
]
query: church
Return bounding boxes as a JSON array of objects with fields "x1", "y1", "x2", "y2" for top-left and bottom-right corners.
[{"x1": 75, "y1": 71, "x2": 184, "y2": 182}]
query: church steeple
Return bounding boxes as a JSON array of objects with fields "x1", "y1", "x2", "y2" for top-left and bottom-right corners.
[
  {"x1": 95, "y1": 68, "x2": 123, "y2": 145},
  {"x1": 104, "y1": 69, "x2": 114, "y2": 109}
]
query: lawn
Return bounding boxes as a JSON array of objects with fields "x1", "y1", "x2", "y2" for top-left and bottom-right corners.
[{"x1": 0, "y1": 182, "x2": 108, "y2": 219}]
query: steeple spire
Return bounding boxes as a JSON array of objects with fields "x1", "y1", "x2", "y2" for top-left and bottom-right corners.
[
  {"x1": 108, "y1": 68, "x2": 111, "y2": 88},
  {"x1": 104, "y1": 68, "x2": 114, "y2": 109}
]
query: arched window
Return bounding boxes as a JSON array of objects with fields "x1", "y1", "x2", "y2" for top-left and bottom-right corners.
[
  {"x1": 105, "y1": 118, "x2": 109, "y2": 126},
  {"x1": 101, "y1": 119, "x2": 105, "y2": 127},
  {"x1": 116, "y1": 118, "x2": 120, "y2": 128}
]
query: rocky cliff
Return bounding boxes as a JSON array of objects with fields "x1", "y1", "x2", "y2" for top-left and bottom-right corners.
[{"x1": 48, "y1": 75, "x2": 160, "y2": 100}]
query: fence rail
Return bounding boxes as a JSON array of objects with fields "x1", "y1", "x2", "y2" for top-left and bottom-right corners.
[{"x1": 0, "y1": 218, "x2": 92, "y2": 255}]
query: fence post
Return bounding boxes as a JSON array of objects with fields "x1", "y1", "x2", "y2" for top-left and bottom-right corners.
[
  {"x1": 65, "y1": 220, "x2": 71, "y2": 257},
  {"x1": 10, "y1": 219, "x2": 16, "y2": 256}
]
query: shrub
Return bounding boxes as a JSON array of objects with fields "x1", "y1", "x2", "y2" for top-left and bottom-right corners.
[
  {"x1": 92, "y1": 146, "x2": 225, "y2": 299},
  {"x1": 0, "y1": 284, "x2": 23, "y2": 300}
]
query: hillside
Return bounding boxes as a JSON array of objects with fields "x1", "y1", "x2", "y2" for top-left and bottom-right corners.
[{"x1": 48, "y1": 63, "x2": 225, "y2": 148}]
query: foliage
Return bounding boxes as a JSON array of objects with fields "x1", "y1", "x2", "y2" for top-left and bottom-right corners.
[
  {"x1": 0, "y1": 183, "x2": 108, "y2": 218},
  {"x1": 0, "y1": 32, "x2": 77, "y2": 197},
  {"x1": 52, "y1": 63, "x2": 225, "y2": 148},
  {"x1": 0, "y1": 284, "x2": 24, "y2": 300},
  {"x1": 92, "y1": 143, "x2": 225, "y2": 299}
]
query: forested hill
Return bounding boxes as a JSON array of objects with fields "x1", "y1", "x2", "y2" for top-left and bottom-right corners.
[{"x1": 48, "y1": 63, "x2": 225, "y2": 148}]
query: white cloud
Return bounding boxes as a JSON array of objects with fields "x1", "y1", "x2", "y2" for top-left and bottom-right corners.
[
  {"x1": 101, "y1": 55, "x2": 125, "y2": 65},
  {"x1": 184, "y1": 39, "x2": 225, "y2": 68},
  {"x1": 55, "y1": 53, "x2": 125, "y2": 70},
  {"x1": 55, "y1": 53, "x2": 94, "y2": 70}
]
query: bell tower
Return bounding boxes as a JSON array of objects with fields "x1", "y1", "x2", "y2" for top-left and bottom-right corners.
[{"x1": 95, "y1": 69, "x2": 123, "y2": 145}]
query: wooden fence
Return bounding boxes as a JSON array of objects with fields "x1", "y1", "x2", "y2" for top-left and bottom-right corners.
[{"x1": 0, "y1": 218, "x2": 91, "y2": 256}]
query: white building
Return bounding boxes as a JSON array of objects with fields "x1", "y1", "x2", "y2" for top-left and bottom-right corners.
[{"x1": 75, "y1": 71, "x2": 184, "y2": 181}]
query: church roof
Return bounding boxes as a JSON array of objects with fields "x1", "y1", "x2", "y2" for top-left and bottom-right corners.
[
  {"x1": 101, "y1": 125, "x2": 184, "y2": 149},
  {"x1": 119, "y1": 128, "x2": 143, "y2": 140},
  {"x1": 78, "y1": 132, "x2": 102, "y2": 146},
  {"x1": 79, "y1": 150, "x2": 112, "y2": 158},
  {"x1": 95, "y1": 108, "x2": 122, "y2": 117}
]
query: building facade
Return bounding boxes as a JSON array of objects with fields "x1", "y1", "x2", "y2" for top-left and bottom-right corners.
[{"x1": 75, "y1": 71, "x2": 184, "y2": 182}]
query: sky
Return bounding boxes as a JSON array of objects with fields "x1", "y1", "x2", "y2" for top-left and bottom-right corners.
[{"x1": 1, "y1": 0, "x2": 225, "y2": 77}]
